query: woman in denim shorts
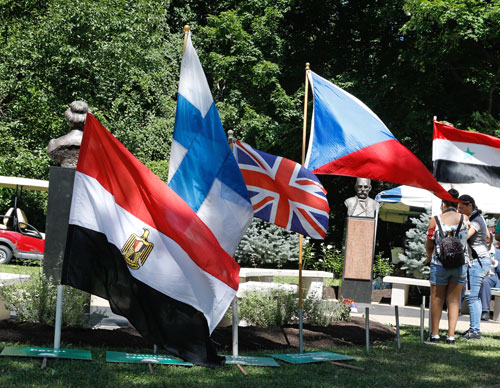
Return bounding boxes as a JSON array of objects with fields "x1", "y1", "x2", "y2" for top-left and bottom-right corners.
[{"x1": 425, "y1": 189, "x2": 470, "y2": 345}]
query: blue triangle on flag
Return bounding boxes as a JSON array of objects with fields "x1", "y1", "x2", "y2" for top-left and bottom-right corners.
[
  {"x1": 254, "y1": 203, "x2": 273, "y2": 222},
  {"x1": 235, "y1": 147, "x2": 260, "y2": 167}
]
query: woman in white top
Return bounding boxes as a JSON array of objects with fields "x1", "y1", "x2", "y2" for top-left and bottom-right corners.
[
  {"x1": 458, "y1": 194, "x2": 491, "y2": 340},
  {"x1": 425, "y1": 189, "x2": 470, "y2": 345}
]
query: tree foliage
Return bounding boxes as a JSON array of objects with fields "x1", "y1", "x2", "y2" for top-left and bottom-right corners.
[
  {"x1": 0, "y1": 0, "x2": 498, "y2": 244},
  {"x1": 0, "y1": 0, "x2": 180, "y2": 224},
  {"x1": 398, "y1": 209, "x2": 431, "y2": 279}
]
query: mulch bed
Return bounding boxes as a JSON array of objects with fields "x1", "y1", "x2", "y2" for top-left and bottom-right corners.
[
  {"x1": 0, "y1": 317, "x2": 395, "y2": 352},
  {"x1": 0, "y1": 287, "x2": 396, "y2": 351}
]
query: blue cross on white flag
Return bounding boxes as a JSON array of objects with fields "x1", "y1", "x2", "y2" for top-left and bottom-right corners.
[{"x1": 168, "y1": 32, "x2": 253, "y2": 256}]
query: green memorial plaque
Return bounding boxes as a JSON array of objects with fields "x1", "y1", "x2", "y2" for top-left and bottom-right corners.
[
  {"x1": 106, "y1": 351, "x2": 192, "y2": 366},
  {"x1": 223, "y1": 355, "x2": 280, "y2": 367},
  {"x1": 270, "y1": 351, "x2": 354, "y2": 364},
  {"x1": 1, "y1": 346, "x2": 91, "y2": 360}
]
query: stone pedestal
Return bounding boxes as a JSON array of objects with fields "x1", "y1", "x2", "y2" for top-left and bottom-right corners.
[
  {"x1": 43, "y1": 167, "x2": 76, "y2": 283},
  {"x1": 341, "y1": 217, "x2": 376, "y2": 303}
]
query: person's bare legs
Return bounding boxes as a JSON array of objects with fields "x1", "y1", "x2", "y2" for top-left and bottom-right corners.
[
  {"x1": 431, "y1": 284, "x2": 447, "y2": 336},
  {"x1": 445, "y1": 281, "x2": 463, "y2": 337}
]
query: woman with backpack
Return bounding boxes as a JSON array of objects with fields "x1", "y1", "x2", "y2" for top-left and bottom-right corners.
[
  {"x1": 424, "y1": 189, "x2": 470, "y2": 345},
  {"x1": 458, "y1": 194, "x2": 491, "y2": 340}
]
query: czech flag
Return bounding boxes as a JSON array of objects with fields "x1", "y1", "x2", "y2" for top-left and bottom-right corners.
[{"x1": 304, "y1": 71, "x2": 456, "y2": 202}]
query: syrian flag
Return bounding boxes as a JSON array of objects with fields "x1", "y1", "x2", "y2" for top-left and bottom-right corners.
[
  {"x1": 62, "y1": 114, "x2": 238, "y2": 368},
  {"x1": 433, "y1": 120, "x2": 500, "y2": 187}
]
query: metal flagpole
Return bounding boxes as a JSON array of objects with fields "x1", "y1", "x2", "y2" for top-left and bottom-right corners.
[
  {"x1": 430, "y1": 116, "x2": 442, "y2": 216},
  {"x1": 228, "y1": 129, "x2": 247, "y2": 375},
  {"x1": 226, "y1": 129, "x2": 239, "y2": 356},
  {"x1": 299, "y1": 63, "x2": 310, "y2": 353},
  {"x1": 53, "y1": 285, "x2": 64, "y2": 349}
]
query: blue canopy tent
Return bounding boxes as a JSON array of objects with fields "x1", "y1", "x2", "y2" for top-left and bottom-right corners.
[{"x1": 375, "y1": 185, "x2": 431, "y2": 223}]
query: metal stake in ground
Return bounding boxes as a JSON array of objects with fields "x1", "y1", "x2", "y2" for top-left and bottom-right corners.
[
  {"x1": 43, "y1": 284, "x2": 65, "y2": 369},
  {"x1": 395, "y1": 305, "x2": 400, "y2": 350},
  {"x1": 232, "y1": 298, "x2": 238, "y2": 356},
  {"x1": 428, "y1": 295, "x2": 432, "y2": 341},
  {"x1": 365, "y1": 307, "x2": 370, "y2": 353},
  {"x1": 420, "y1": 296, "x2": 425, "y2": 344}
]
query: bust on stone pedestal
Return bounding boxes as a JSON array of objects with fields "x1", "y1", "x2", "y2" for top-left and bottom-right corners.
[
  {"x1": 344, "y1": 178, "x2": 379, "y2": 218},
  {"x1": 46, "y1": 101, "x2": 88, "y2": 168}
]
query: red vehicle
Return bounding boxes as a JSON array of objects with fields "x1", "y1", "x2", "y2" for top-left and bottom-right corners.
[{"x1": 0, "y1": 176, "x2": 48, "y2": 264}]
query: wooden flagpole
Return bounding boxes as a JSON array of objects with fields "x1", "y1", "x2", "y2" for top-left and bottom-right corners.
[{"x1": 298, "y1": 63, "x2": 310, "y2": 353}]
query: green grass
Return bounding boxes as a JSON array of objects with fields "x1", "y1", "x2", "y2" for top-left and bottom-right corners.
[
  {"x1": 1, "y1": 326, "x2": 499, "y2": 388},
  {"x1": 0, "y1": 262, "x2": 42, "y2": 277},
  {"x1": 274, "y1": 276, "x2": 341, "y2": 287}
]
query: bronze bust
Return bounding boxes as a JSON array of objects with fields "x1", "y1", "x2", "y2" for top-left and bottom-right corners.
[
  {"x1": 47, "y1": 100, "x2": 88, "y2": 168},
  {"x1": 344, "y1": 178, "x2": 379, "y2": 218}
]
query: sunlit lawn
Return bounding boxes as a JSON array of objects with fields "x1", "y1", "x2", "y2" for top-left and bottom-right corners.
[
  {"x1": 2, "y1": 266, "x2": 498, "y2": 387},
  {"x1": 0, "y1": 262, "x2": 42, "y2": 277},
  {"x1": 1, "y1": 326, "x2": 499, "y2": 388}
]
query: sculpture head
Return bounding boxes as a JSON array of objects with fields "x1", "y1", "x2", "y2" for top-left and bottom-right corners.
[
  {"x1": 64, "y1": 100, "x2": 88, "y2": 131},
  {"x1": 355, "y1": 178, "x2": 371, "y2": 200},
  {"x1": 46, "y1": 100, "x2": 89, "y2": 168}
]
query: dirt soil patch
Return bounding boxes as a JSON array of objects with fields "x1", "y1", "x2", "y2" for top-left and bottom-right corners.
[{"x1": 0, "y1": 317, "x2": 395, "y2": 352}]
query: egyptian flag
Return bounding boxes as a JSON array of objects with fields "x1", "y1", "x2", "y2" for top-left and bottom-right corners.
[
  {"x1": 304, "y1": 71, "x2": 456, "y2": 202},
  {"x1": 433, "y1": 120, "x2": 500, "y2": 187},
  {"x1": 62, "y1": 113, "x2": 239, "y2": 368}
]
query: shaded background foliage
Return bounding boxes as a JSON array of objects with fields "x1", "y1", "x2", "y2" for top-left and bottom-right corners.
[{"x1": 0, "y1": 0, "x2": 498, "y2": 253}]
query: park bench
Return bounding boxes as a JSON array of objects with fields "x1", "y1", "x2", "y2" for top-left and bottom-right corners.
[
  {"x1": 382, "y1": 277, "x2": 500, "y2": 319},
  {"x1": 0, "y1": 272, "x2": 30, "y2": 320},
  {"x1": 238, "y1": 268, "x2": 334, "y2": 299},
  {"x1": 492, "y1": 290, "x2": 500, "y2": 322},
  {"x1": 382, "y1": 276, "x2": 430, "y2": 306}
]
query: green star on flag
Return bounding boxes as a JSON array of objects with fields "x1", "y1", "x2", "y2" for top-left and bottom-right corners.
[{"x1": 464, "y1": 147, "x2": 475, "y2": 159}]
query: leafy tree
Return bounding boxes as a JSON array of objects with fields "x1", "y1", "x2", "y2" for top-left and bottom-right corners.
[
  {"x1": 197, "y1": 2, "x2": 303, "y2": 160},
  {"x1": 1, "y1": 0, "x2": 498, "y2": 243},
  {"x1": 0, "y1": 0, "x2": 181, "y2": 226},
  {"x1": 401, "y1": 0, "x2": 500, "y2": 138}
]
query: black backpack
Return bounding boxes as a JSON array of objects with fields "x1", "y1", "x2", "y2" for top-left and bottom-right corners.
[{"x1": 434, "y1": 214, "x2": 465, "y2": 269}]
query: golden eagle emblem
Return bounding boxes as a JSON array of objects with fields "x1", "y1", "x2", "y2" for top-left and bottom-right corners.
[{"x1": 121, "y1": 228, "x2": 154, "y2": 270}]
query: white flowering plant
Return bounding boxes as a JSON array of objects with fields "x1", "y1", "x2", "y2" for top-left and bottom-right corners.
[{"x1": 304, "y1": 242, "x2": 344, "y2": 278}]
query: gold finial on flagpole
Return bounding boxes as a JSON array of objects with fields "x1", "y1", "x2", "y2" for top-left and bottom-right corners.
[
  {"x1": 227, "y1": 130, "x2": 234, "y2": 151},
  {"x1": 183, "y1": 25, "x2": 190, "y2": 55}
]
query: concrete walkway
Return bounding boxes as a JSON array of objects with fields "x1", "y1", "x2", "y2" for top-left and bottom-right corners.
[
  {"x1": 352, "y1": 302, "x2": 500, "y2": 334},
  {"x1": 90, "y1": 295, "x2": 129, "y2": 330}
]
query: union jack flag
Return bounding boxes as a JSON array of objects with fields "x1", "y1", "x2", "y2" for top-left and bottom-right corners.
[{"x1": 234, "y1": 140, "x2": 330, "y2": 239}]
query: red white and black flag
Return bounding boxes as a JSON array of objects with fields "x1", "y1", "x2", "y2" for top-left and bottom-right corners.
[
  {"x1": 62, "y1": 114, "x2": 239, "y2": 367},
  {"x1": 433, "y1": 121, "x2": 500, "y2": 187}
]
